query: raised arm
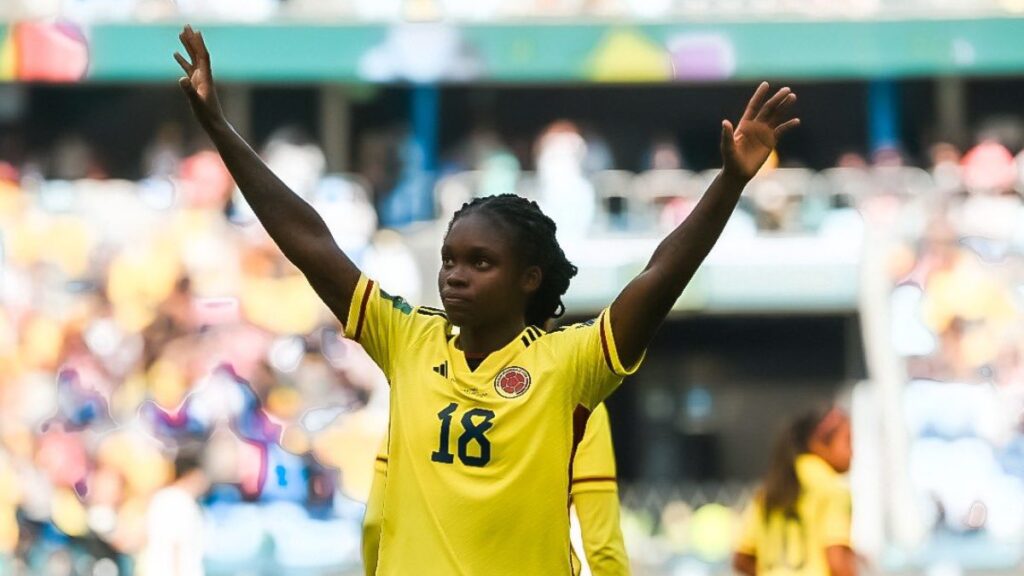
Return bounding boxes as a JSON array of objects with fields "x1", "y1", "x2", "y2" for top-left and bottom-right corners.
[
  {"x1": 610, "y1": 83, "x2": 799, "y2": 366},
  {"x1": 174, "y1": 26, "x2": 360, "y2": 319}
]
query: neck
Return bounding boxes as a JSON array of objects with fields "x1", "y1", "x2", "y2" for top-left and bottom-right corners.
[
  {"x1": 457, "y1": 318, "x2": 527, "y2": 356},
  {"x1": 805, "y1": 449, "x2": 833, "y2": 469},
  {"x1": 175, "y1": 474, "x2": 205, "y2": 498}
]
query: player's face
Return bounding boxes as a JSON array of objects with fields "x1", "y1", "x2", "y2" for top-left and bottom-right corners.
[
  {"x1": 439, "y1": 213, "x2": 538, "y2": 329},
  {"x1": 822, "y1": 419, "x2": 853, "y2": 474}
]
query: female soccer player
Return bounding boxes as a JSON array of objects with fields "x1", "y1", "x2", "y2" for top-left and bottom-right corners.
[
  {"x1": 175, "y1": 25, "x2": 798, "y2": 575},
  {"x1": 733, "y1": 408, "x2": 856, "y2": 576},
  {"x1": 363, "y1": 403, "x2": 630, "y2": 576}
]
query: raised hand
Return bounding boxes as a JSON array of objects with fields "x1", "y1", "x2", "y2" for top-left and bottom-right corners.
[
  {"x1": 174, "y1": 25, "x2": 225, "y2": 130},
  {"x1": 721, "y1": 82, "x2": 800, "y2": 182}
]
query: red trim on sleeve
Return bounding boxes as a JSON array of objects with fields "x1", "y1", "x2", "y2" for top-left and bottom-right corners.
[
  {"x1": 598, "y1": 316, "x2": 615, "y2": 372},
  {"x1": 354, "y1": 280, "x2": 374, "y2": 342}
]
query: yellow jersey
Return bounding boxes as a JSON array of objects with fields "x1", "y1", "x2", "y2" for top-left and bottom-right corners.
[
  {"x1": 345, "y1": 275, "x2": 640, "y2": 576},
  {"x1": 364, "y1": 403, "x2": 630, "y2": 576},
  {"x1": 736, "y1": 454, "x2": 852, "y2": 576}
]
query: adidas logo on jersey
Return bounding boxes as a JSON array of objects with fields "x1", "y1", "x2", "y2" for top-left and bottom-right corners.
[{"x1": 432, "y1": 362, "x2": 449, "y2": 378}]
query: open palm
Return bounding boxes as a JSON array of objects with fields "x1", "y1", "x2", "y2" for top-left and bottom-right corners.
[
  {"x1": 721, "y1": 83, "x2": 800, "y2": 181},
  {"x1": 174, "y1": 26, "x2": 224, "y2": 128}
]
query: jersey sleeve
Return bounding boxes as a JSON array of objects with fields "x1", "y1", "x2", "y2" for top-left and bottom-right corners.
[
  {"x1": 734, "y1": 498, "x2": 761, "y2": 556},
  {"x1": 572, "y1": 491, "x2": 631, "y2": 576},
  {"x1": 572, "y1": 403, "x2": 618, "y2": 495},
  {"x1": 819, "y1": 484, "x2": 853, "y2": 549},
  {"x1": 344, "y1": 274, "x2": 426, "y2": 379},
  {"x1": 555, "y1": 308, "x2": 645, "y2": 410}
]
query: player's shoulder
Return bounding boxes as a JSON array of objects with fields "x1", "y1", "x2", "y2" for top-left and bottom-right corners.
[
  {"x1": 378, "y1": 287, "x2": 449, "y2": 326},
  {"x1": 805, "y1": 473, "x2": 849, "y2": 504},
  {"x1": 413, "y1": 304, "x2": 449, "y2": 321},
  {"x1": 546, "y1": 316, "x2": 600, "y2": 338},
  {"x1": 409, "y1": 304, "x2": 452, "y2": 340},
  {"x1": 535, "y1": 315, "x2": 602, "y2": 352},
  {"x1": 823, "y1": 477, "x2": 851, "y2": 499}
]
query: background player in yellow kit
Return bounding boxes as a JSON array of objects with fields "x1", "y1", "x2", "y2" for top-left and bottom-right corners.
[
  {"x1": 733, "y1": 408, "x2": 856, "y2": 576},
  {"x1": 362, "y1": 403, "x2": 630, "y2": 576},
  {"x1": 568, "y1": 403, "x2": 629, "y2": 576},
  {"x1": 176, "y1": 24, "x2": 798, "y2": 575}
]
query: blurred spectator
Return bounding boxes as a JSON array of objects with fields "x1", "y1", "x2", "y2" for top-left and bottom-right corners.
[
  {"x1": 929, "y1": 140, "x2": 966, "y2": 194},
  {"x1": 262, "y1": 127, "x2": 328, "y2": 202},
  {"x1": 644, "y1": 135, "x2": 685, "y2": 171},
  {"x1": 447, "y1": 123, "x2": 507, "y2": 173},
  {"x1": 178, "y1": 147, "x2": 234, "y2": 211},
  {"x1": 144, "y1": 122, "x2": 186, "y2": 179},
  {"x1": 535, "y1": 120, "x2": 596, "y2": 240},
  {"x1": 955, "y1": 140, "x2": 1023, "y2": 242},
  {"x1": 140, "y1": 276, "x2": 196, "y2": 371},
  {"x1": 361, "y1": 229, "x2": 423, "y2": 303},
  {"x1": 872, "y1": 144, "x2": 906, "y2": 168},
  {"x1": 312, "y1": 174, "x2": 378, "y2": 258},
  {"x1": 477, "y1": 152, "x2": 521, "y2": 198},
  {"x1": 837, "y1": 152, "x2": 869, "y2": 169},
  {"x1": 142, "y1": 445, "x2": 210, "y2": 576},
  {"x1": 1015, "y1": 148, "x2": 1024, "y2": 192},
  {"x1": 50, "y1": 134, "x2": 105, "y2": 181},
  {"x1": 357, "y1": 124, "x2": 407, "y2": 224},
  {"x1": 444, "y1": 123, "x2": 521, "y2": 198},
  {"x1": 580, "y1": 123, "x2": 615, "y2": 174},
  {"x1": 961, "y1": 139, "x2": 1017, "y2": 195},
  {"x1": 0, "y1": 451, "x2": 19, "y2": 569}
]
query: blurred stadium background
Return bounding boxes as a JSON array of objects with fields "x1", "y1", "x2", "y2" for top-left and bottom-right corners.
[{"x1": 2, "y1": 1, "x2": 1024, "y2": 575}]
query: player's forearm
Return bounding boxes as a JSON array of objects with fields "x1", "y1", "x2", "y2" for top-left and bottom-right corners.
[
  {"x1": 608, "y1": 169, "x2": 748, "y2": 366},
  {"x1": 204, "y1": 118, "x2": 336, "y2": 270},
  {"x1": 574, "y1": 491, "x2": 631, "y2": 576},
  {"x1": 826, "y1": 546, "x2": 858, "y2": 576},
  {"x1": 732, "y1": 553, "x2": 757, "y2": 576},
  {"x1": 641, "y1": 168, "x2": 747, "y2": 311}
]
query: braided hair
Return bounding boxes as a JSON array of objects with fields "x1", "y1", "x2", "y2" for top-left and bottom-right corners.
[{"x1": 447, "y1": 194, "x2": 578, "y2": 328}]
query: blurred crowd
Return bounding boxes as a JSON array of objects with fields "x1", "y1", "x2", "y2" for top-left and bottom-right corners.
[
  {"x1": 1, "y1": 0, "x2": 1021, "y2": 23},
  {"x1": 0, "y1": 130, "x2": 400, "y2": 574},
  {"x1": 883, "y1": 141, "x2": 1024, "y2": 546},
  {"x1": 4, "y1": 113, "x2": 1024, "y2": 574}
]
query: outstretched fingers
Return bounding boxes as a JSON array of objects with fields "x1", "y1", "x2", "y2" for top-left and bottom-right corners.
[
  {"x1": 720, "y1": 119, "x2": 736, "y2": 156},
  {"x1": 756, "y1": 87, "x2": 792, "y2": 123},
  {"x1": 174, "y1": 51, "x2": 193, "y2": 75},
  {"x1": 770, "y1": 93, "x2": 797, "y2": 124},
  {"x1": 774, "y1": 118, "x2": 801, "y2": 139},
  {"x1": 179, "y1": 27, "x2": 198, "y2": 64},
  {"x1": 194, "y1": 31, "x2": 210, "y2": 64},
  {"x1": 179, "y1": 25, "x2": 212, "y2": 69},
  {"x1": 742, "y1": 82, "x2": 771, "y2": 122}
]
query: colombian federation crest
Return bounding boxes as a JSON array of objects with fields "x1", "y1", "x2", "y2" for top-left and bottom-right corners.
[{"x1": 494, "y1": 367, "x2": 531, "y2": 399}]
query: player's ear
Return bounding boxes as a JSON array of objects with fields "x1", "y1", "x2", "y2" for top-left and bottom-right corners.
[{"x1": 521, "y1": 265, "x2": 542, "y2": 295}]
